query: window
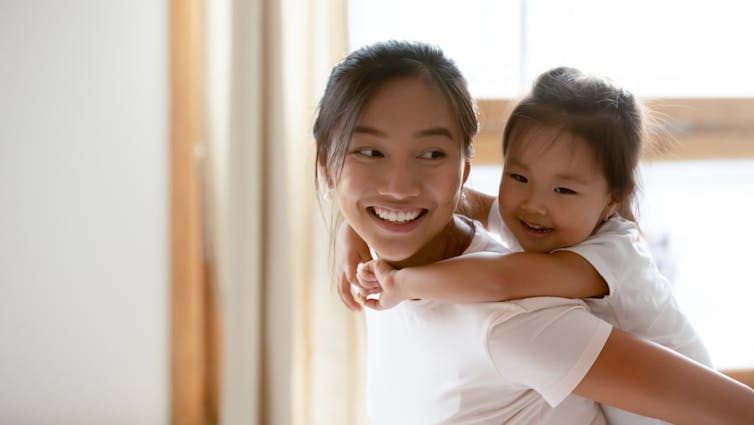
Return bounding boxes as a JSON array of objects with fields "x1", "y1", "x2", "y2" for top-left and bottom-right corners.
[{"x1": 349, "y1": 0, "x2": 754, "y2": 373}]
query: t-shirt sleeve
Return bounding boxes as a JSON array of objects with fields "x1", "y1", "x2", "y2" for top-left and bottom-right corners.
[
  {"x1": 487, "y1": 197, "x2": 505, "y2": 237},
  {"x1": 486, "y1": 198, "x2": 522, "y2": 251},
  {"x1": 554, "y1": 221, "x2": 636, "y2": 297},
  {"x1": 484, "y1": 297, "x2": 613, "y2": 407}
]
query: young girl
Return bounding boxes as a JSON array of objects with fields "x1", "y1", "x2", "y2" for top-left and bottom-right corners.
[
  {"x1": 344, "y1": 67, "x2": 715, "y2": 424},
  {"x1": 319, "y1": 41, "x2": 754, "y2": 424}
]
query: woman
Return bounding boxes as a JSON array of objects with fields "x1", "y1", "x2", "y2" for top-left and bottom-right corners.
[{"x1": 313, "y1": 40, "x2": 754, "y2": 424}]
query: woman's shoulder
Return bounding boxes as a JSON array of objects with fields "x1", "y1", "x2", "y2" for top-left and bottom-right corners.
[{"x1": 460, "y1": 215, "x2": 511, "y2": 255}]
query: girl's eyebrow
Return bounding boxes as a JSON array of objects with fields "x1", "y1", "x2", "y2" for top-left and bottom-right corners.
[
  {"x1": 553, "y1": 172, "x2": 590, "y2": 185},
  {"x1": 506, "y1": 157, "x2": 590, "y2": 185},
  {"x1": 504, "y1": 157, "x2": 528, "y2": 169}
]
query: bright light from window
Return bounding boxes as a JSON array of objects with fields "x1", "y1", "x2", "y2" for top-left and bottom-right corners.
[
  {"x1": 349, "y1": 0, "x2": 754, "y2": 98},
  {"x1": 349, "y1": 0, "x2": 754, "y2": 370}
]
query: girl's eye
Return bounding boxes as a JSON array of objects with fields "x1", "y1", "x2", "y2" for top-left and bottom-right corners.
[
  {"x1": 353, "y1": 148, "x2": 383, "y2": 158},
  {"x1": 554, "y1": 187, "x2": 576, "y2": 195},
  {"x1": 509, "y1": 173, "x2": 527, "y2": 183},
  {"x1": 419, "y1": 150, "x2": 445, "y2": 160}
]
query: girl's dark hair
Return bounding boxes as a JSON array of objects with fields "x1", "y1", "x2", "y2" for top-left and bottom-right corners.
[
  {"x1": 503, "y1": 66, "x2": 645, "y2": 221},
  {"x1": 313, "y1": 40, "x2": 478, "y2": 192}
]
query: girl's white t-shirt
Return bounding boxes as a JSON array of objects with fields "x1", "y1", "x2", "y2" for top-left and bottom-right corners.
[{"x1": 488, "y1": 199, "x2": 712, "y2": 425}]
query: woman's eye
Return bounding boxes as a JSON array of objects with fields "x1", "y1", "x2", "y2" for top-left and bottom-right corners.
[
  {"x1": 509, "y1": 173, "x2": 527, "y2": 183},
  {"x1": 554, "y1": 187, "x2": 576, "y2": 194},
  {"x1": 419, "y1": 150, "x2": 445, "y2": 160},
  {"x1": 353, "y1": 148, "x2": 382, "y2": 158}
]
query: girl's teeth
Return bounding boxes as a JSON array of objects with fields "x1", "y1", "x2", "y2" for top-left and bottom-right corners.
[
  {"x1": 525, "y1": 221, "x2": 549, "y2": 231},
  {"x1": 373, "y1": 207, "x2": 421, "y2": 223}
]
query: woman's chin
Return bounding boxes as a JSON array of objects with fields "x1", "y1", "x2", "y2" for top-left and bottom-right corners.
[{"x1": 371, "y1": 243, "x2": 419, "y2": 265}]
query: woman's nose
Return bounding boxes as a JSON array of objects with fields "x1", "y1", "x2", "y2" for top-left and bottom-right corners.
[{"x1": 377, "y1": 161, "x2": 421, "y2": 199}]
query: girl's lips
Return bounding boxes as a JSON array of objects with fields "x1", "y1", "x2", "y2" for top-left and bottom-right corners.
[{"x1": 519, "y1": 218, "x2": 553, "y2": 238}]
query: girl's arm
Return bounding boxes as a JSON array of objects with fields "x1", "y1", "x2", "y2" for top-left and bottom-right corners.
[
  {"x1": 575, "y1": 327, "x2": 754, "y2": 424},
  {"x1": 457, "y1": 187, "x2": 495, "y2": 227},
  {"x1": 361, "y1": 250, "x2": 608, "y2": 308},
  {"x1": 334, "y1": 221, "x2": 373, "y2": 312}
]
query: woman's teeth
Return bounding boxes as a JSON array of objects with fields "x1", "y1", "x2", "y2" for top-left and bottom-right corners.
[{"x1": 372, "y1": 207, "x2": 422, "y2": 223}]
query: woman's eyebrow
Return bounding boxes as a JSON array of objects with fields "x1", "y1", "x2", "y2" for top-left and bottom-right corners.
[
  {"x1": 415, "y1": 127, "x2": 453, "y2": 139},
  {"x1": 353, "y1": 125, "x2": 386, "y2": 137},
  {"x1": 353, "y1": 125, "x2": 454, "y2": 139}
]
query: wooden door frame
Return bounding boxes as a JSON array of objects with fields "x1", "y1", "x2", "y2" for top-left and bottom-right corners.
[{"x1": 170, "y1": 0, "x2": 221, "y2": 424}]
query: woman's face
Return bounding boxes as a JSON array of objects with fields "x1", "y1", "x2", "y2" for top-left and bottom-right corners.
[
  {"x1": 334, "y1": 76, "x2": 469, "y2": 266},
  {"x1": 498, "y1": 124, "x2": 616, "y2": 253}
]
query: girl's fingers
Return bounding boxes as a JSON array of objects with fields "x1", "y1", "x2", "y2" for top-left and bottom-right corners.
[
  {"x1": 357, "y1": 262, "x2": 382, "y2": 290},
  {"x1": 362, "y1": 297, "x2": 384, "y2": 311},
  {"x1": 337, "y1": 273, "x2": 362, "y2": 312}
]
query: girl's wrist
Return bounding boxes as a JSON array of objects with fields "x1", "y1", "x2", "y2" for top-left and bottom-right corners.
[{"x1": 393, "y1": 268, "x2": 411, "y2": 301}]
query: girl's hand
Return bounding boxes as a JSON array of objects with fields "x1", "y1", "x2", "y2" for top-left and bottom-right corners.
[
  {"x1": 357, "y1": 259, "x2": 406, "y2": 310},
  {"x1": 335, "y1": 222, "x2": 372, "y2": 312}
]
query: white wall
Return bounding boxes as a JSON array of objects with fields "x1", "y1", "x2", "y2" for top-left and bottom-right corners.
[{"x1": 0, "y1": 2, "x2": 169, "y2": 424}]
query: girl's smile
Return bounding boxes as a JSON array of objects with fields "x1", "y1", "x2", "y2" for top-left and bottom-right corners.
[{"x1": 498, "y1": 124, "x2": 617, "y2": 253}]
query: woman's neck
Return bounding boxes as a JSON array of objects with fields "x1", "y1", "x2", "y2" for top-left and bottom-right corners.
[{"x1": 388, "y1": 214, "x2": 474, "y2": 269}]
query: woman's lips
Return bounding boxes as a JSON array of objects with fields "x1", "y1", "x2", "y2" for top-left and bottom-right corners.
[
  {"x1": 368, "y1": 206, "x2": 428, "y2": 233},
  {"x1": 371, "y1": 206, "x2": 424, "y2": 223}
]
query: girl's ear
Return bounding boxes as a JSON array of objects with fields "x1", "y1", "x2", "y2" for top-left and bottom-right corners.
[{"x1": 603, "y1": 196, "x2": 619, "y2": 221}]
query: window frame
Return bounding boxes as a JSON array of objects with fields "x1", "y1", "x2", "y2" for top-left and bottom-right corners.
[{"x1": 473, "y1": 98, "x2": 754, "y2": 165}]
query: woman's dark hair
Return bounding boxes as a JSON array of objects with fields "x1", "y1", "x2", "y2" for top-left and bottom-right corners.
[
  {"x1": 503, "y1": 66, "x2": 645, "y2": 221},
  {"x1": 313, "y1": 40, "x2": 478, "y2": 192}
]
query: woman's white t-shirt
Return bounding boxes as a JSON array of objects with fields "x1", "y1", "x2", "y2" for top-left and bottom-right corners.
[{"x1": 364, "y1": 220, "x2": 613, "y2": 425}]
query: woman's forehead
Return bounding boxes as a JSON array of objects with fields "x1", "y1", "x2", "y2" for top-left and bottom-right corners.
[{"x1": 355, "y1": 77, "x2": 460, "y2": 141}]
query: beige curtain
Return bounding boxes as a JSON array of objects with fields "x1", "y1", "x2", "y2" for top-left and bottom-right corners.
[{"x1": 201, "y1": 0, "x2": 367, "y2": 424}]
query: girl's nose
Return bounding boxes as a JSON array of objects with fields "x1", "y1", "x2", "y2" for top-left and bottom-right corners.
[
  {"x1": 377, "y1": 161, "x2": 421, "y2": 199},
  {"x1": 521, "y1": 190, "x2": 548, "y2": 215}
]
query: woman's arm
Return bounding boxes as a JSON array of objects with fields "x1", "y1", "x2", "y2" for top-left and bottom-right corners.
[
  {"x1": 457, "y1": 187, "x2": 495, "y2": 226},
  {"x1": 575, "y1": 328, "x2": 754, "y2": 424},
  {"x1": 360, "y1": 250, "x2": 608, "y2": 309}
]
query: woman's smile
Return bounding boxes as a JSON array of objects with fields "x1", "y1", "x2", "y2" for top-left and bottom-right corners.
[
  {"x1": 334, "y1": 75, "x2": 468, "y2": 265},
  {"x1": 370, "y1": 206, "x2": 426, "y2": 224},
  {"x1": 367, "y1": 206, "x2": 429, "y2": 234}
]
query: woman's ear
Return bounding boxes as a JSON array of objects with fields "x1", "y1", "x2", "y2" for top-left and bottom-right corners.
[
  {"x1": 462, "y1": 161, "x2": 471, "y2": 185},
  {"x1": 317, "y1": 156, "x2": 332, "y2": 189}
]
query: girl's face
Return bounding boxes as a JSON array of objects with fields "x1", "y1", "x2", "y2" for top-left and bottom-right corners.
[
  {"x1": 498, "y1": 124, "x2": 617, "y2": 253},
  {"x1": 334, "y1": 76, "x2": 469, "y2": 267}
]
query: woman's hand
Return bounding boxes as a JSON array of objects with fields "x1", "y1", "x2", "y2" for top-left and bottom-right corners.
[
  {"x1": 335, "y1": 222, "x2": 372, "y2": 311},
  {"x1": 357, "y1": 259, "x2": 408, "y2": 310}
]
